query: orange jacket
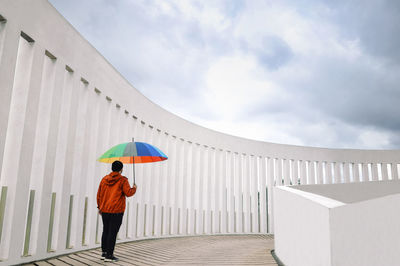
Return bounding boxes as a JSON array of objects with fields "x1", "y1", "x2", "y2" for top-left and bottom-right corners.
[{"x1": 97, "y1": 172, "x2": 136, "y2": 213}]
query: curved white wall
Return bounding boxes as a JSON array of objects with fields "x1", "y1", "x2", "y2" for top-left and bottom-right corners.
[{"x1": 0, "y1": 0, "x2": 399, "y2": 264}]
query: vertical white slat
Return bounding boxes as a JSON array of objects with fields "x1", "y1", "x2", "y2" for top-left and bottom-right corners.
[
  {"x1": 195, "y1": 143, "x2": 202, "y2": 235},
  {"x1": 155, "y1": 131, "x2": 166, "y2": 236},
  {"x1": 112, "y1": 106, "x2": 126, "y2": 240},
  {"x1": 275, "y1": 158, "x2": 282, "y2": 186},
  {"x1": 233, "y1": 152, "x2": 239, "y2": 233},
  {"x1": 94, "y1": 98, "x2": 114, "y2": 244},
  {"x1": 381, "y1": 163, "x2": 389, "y2": 180},
  {"x1": 247, "y1": 155, "x2": 253, "y2": 232},
  {"x1": 208, "y1": 147, "x2": 216, "y2": 234},
  {"x1": 325, "y1": 162, "x2": 333, "y2": 184},
  {"x1": 168, "y1": 136, "x2": 178, "y2": 235},
  {"x1": 184, "y1": 141, "x2": 192, "y2": 236},
  {"x1": 26, "y1": 53, "x2": 58, "y2": 191},
  {"x1": 180, "y1": 140, "x2": 189, "y2": 235},
  {"x1": 127, "y1": 118, "x2": 140, "y2": 239},
  {"x1": 184, "y1": 141, "x2": 194, "y2": 235},
  {"x1": 353, "y1": 163, "x2": 360, "y2": 182},
  {"x1": 69, "y1": 79, "x2": 92, "y2": 248},
  {"x1": 211, "y1": 147, "x2": 217, "y2": 234},
  {"x1": 92, "y1": 94, "x2": 110, "y2": 244},
  {"x1": 147, "y1": 127, "x2": 157, "y2": 237},
  {"x1": 300, "y1": 160, "x2": 307, "y2": 185},
  {"x1": 333, "y1": 162, "x2": 342, "y2": 183},
  {"x1": 371, "y1": 163, "x2": 379, "y2": 181},
  {"x1": 283, "y1": 159, "x2": 291, "y2": 186},
  {"x1": 259, "y1": 156, "x2": 267, "y2": 233},
  {"x1": 0, "y1": 27, "x2": 21, "y2": 182},
  {"x1": 63, "y1": 76, "x2": 93, "y2": 249},
  {"x1": 200, "y1": 145, "x2": 207, "y2": 234},
  {"x1": 343, "y1": 162, "x2": 351, "y2": 183},
  {"x1": 0, "y1": 19, "x2": 6, "y2": 64},
  {"x1": 292, "y1": 160, "x2": 299, "y2": 185},
  {"x1": 214, "y1": 149, "x2": 222, "y2": 234},
  {"x1": 308, "y1": 161, "x2": 316, "y2": 185},
  {"x1": 142, "y1": 126, "x2": 154, "y2": 237},
  {"x1": 177, "y1": 138, "x2": 185, "y2": 235},
  {"x1": 251, "y1": 155, "x2": 258, "y2": 233},
  {"x1": 197, "y1": 145, "x2": 205, "y2": 234},
  {"x1": 266, "y1": 157, "x2": 275, "y2": 233},
  {"x1": 188, "y1": 142, "x2": 198, "y2": 235},
  {"x1": 47, "y1": 63, "x2": 86, "y2": 254},
  {"x1": 134, "y1": 122, "x2": 146, "y2": 237},
  {"x1": 220, "y1": 150, "x2": 227, "y2": 234},
  {"x1": 362, "y1": 163, "x2": 369, "y2": 182},
  {"x1": 84, "y1": 89, "x2": 102, "y2": 244},
  {"x1": 143, "y1": 125, "x2": 155, "y2": 237},
  {"x1": 119, "y1": 115, "x2": 129, "y2": 239},
  {"x1": 162, "y1": 133, "x2": 171, "y2": 237},
  {"x1": 233, "y1": 152, "x2": 240, "y2": 233},
  {"x1": 131, "y1": 120, "x2": 142, "y2": 238},
  {"x1": 6, "y1": 42, "x2": 45, "y2": 258},
  {"x1": 160, "y1": 133, "x2": 171, "y2": 236},
  {"x1": 50, "y1": 69, "x2": 78, "y2": 249},
  {"x1": 16, "y1": 52, "x2": 51, "y2": 257},
  {"x1": 152, "y1": 129, "x2": 163, "y2": 237},
  {"x1": 151, "y1": 128, "x2": 162, "y2": 237},
  {"x1": 316, "y1": 161, "x2": 324, "y2": 184},
  {"x1": 241, "y1": 155, "x2": 250, "y2": 233},
  {"x1": 173, "y1": 138, "x2": 184, "y2": 235},
  {"x1": 237, "y1": 153, "x2": 244, "y2": 233},
  {"x1": 141, "y1": 125, "x2": 151, "y2": 236},
  {"x1": 391, "y1": 163, "x2": 399, "y2": 180},
  {"x1": 187, "y1": 142, "x2": 194, "y2": 235},
  {"x1": 204, "y1": 146, "x2": 212, "y2": 234},
  {"x1": 0, "y1": 34, "x2": 35, "y2": 259},
  {"x1": 297, "y1": 160, "x2": 304, "y2": 184},
  {"x1": 228, "y1": 151, "x2": 235, "y2": 233},
  {"x1": 118, "y1": 111, "x2": 131, "y2": 240}
]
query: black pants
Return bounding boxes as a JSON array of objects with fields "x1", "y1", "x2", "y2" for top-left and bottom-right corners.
[{"x1": 101, "y1": 212, "x2": 123, "y2": 256}]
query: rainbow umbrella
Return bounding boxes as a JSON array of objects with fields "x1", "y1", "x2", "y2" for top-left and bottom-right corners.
[{"x1": 98, "y1": 139, "x2": 168, "y2": 184}]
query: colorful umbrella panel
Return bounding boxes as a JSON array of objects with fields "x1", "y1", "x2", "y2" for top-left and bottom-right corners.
[{"x1": 98, "y1": 142, "x2": 167, "y2": 164}]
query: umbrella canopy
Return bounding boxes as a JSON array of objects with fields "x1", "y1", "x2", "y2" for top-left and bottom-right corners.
[{"x1": 98, "y1": 141, "x2": 168, "y2": 164}]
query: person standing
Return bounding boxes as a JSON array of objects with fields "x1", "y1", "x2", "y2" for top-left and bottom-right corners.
[{"x1": 97, "y1": 160, "x2": 137, "y2": 262}]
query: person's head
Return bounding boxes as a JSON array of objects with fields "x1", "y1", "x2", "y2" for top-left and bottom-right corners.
[{"x1": 112, "y1": 160, "x2": 123, "y2": 173}]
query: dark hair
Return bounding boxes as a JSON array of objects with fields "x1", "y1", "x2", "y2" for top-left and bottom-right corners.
[{"x1": 112, "y1": 160, "x2": 123, "y2": 172}]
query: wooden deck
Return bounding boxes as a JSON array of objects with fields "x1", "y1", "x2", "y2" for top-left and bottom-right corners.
[{"x1": 24, "y1": 235, "x2": 277, "y2": 265}]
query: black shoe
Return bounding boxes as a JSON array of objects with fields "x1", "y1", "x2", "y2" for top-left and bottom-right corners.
[
  {"x1": 101, "y1": 252, "x2": 107, "y2": 260},
  {"x1": 104, "y1": 255, "x2": 119, "y2": 262}
]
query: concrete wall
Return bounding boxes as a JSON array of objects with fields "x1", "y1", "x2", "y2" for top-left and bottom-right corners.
[
  {"x1": 293, "y1": 180, "x2": 400, "y2": 203},
  {"x1": 274, "y1": 187, "x2": 344, "y2": 266},
  {"x1": 331, "y1": 193, "x2": 400, "y2": 266},
  {"x1": 0, "y1": 0, "x2": 399, "y2": 264},
  {"x1": 275, "y1": 181, "x2": 400, "y2": 266}
]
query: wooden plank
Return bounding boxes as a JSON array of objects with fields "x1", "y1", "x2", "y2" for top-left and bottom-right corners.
[
  {"x1": 34, "y1": 235, "x2": 276, "y2": 266},
  {"x1": 46, "y1": 259, "x2": 71, "y2": 266},
  {"x1": 58, "y1": 256, "x2": 87, "y2": 265},
  {"x1": 68, "y1": 253, "x2": 103, "y2": 266}
]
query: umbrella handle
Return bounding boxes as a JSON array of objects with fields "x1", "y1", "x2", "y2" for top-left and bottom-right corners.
[
  {"x1": 132, "y1": 138, "x2": 136, "y2": 185},
  {"x1": 132, "y1": 156, "x2": 136, "y2": 185}
]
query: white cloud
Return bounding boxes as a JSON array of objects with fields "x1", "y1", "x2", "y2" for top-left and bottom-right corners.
[
  {"x1": 49, "y1": 0, "x2": 400, "y2": 149},
  {"x1": 358, "y1": 129, "x2": 391, "y2": 149},
  {"x1": 203, "y1": 54, "x2": 281, "y2": 119}
]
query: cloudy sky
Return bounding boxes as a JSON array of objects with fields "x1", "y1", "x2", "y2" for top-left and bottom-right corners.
[{"x1": 48, "y1": 0, "x2": 400, "y2": 150}]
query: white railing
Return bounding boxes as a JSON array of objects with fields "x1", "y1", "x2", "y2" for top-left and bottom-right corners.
[{"x1": 0, "y1": 0, "x2": 399, "y2": 265}]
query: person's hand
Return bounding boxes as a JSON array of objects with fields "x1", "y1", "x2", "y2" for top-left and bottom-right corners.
[
  {"x1": 98, "y1": 209, "x2": 102, "y2": 215},
  {"x1": 133, "y1": 184, "x2": 137, "y2": 189}
]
